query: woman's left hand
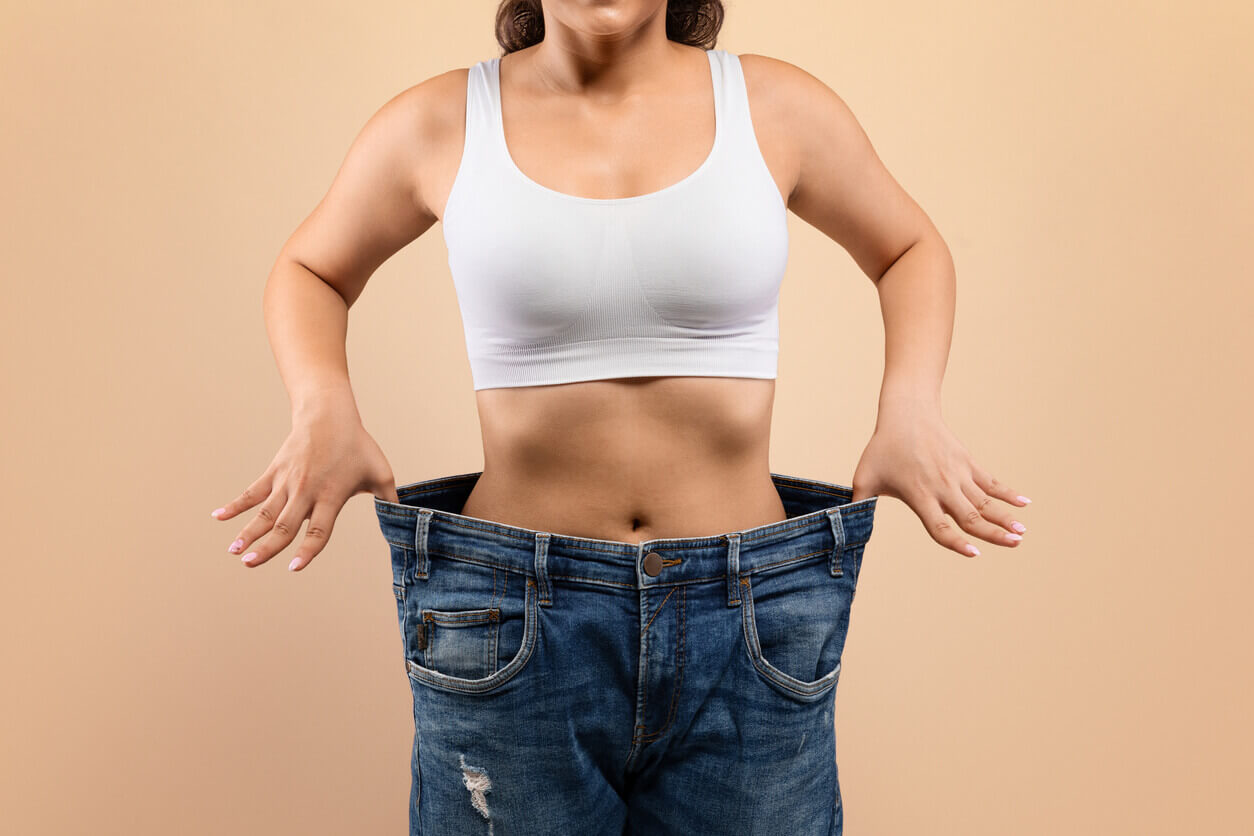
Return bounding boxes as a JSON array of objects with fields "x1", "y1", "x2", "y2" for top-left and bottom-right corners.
[{"x1": 849, "y1": 397, "x2": 1031, "y2": 557}]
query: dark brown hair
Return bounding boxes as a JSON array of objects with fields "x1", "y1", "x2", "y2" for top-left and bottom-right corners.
[{"x1": 494, "y1": 1, "x2": 725, "y2": 55}]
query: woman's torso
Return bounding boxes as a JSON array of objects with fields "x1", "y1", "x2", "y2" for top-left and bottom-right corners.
[{"x1": 422, "y1": 45, "x2": 799, "y2": 544}]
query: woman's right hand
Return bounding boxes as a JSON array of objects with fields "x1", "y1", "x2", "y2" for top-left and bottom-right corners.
[{"x1": 210, "y1": 401, "x2": 400, "y2": 572}]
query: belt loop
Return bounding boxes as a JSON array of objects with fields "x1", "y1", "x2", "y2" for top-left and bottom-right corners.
[
  {"x1": 726, "y1": 532, "x2": 742, "y2": 607},
  {"x1": 534, "y1": 532, "x2": 553, "y2": 607},
  {"x1": 826, "y1": 508, "x2": 845, "y2": 577},
  {"x1": 413, "y1": 508, "x2": 433, "y2": 580}
]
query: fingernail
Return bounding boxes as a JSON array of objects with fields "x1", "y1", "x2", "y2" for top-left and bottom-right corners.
[
  {"x1": 1016, "y1": 496, "x2": 1032, "y2": 504},
  {"x1": 288, "y1": 557, "x2": 301, "y2": 571},
  {"x1": 965, "y1": 543, "x2": 980, "y2": 556},
  {"x1": 228, "y1": 539, "x2": 244, "y2": 554},
  {"x1": 1005, "y1": 532, "x2": 1022, "y2": 542},
  {"x1": 241, "y1": 552, "x2": 257, "y2": 564},
  {"x1": 211, "y1": 508, "x2": 226, "y2": 518}
]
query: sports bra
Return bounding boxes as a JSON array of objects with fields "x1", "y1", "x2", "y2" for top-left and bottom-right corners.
[{"x1": 441, "y1": 48, "x2": 789, "y2": 390}]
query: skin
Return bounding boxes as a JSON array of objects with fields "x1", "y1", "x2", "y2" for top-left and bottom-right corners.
[{"x1": 211, "y1": 0, "x2": 1032, "y2": 571}]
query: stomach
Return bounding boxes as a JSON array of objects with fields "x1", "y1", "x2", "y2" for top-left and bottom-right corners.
[{"x1": 461, "y1": 376, "x2": 788, "y2": 544}]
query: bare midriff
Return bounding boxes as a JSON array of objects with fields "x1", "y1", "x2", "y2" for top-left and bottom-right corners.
[{"x1": 461, "y1": 376, "x2": 788, "y2": 545}]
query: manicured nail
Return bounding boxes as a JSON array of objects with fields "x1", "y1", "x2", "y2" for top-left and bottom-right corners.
[
  {"x1": 288, "y1": 557, "x2": 301, "y2": 571},
  {"x1": 1016, "y1": 496, "x2": 1032, "y2": 504},
  {"x1": 1011, "y1": 521, "x2": 1026, "y2": 533},
  {"x1": 1005, "y1": 532, "x2": 1022, "y2": 542},
  {"x1": 228, "y1": 539, "x2": 244, "y2": 554},
  {"x1": 241, "y1": 552, "x2": 257, "y2": 564},
  {"x1": 964, "y1": 543, "x2": 980, "y2": 556},
  {"x1": 211, "y1": 508, "x2": 226, "y2": 518}
]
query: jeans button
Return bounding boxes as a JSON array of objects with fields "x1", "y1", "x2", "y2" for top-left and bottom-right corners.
[{"x1": 642, "y1": 551, "x2": 663, "y2": 577}]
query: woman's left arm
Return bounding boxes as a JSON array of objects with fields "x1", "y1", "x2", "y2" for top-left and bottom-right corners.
[{"x1": 742, "y1": 53, "x2": 1031, "y2": 557}]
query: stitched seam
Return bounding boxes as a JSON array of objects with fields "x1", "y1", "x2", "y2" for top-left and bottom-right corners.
[
  {"x1": 548, "y1": 573, "x2": 635, "y2": 589},
  {"x1": 381, "y1": 505, "x2": 873, "y2": 547},
  {"x1": 394, "y1": 552, "x2": 834, "y2": 591},
  {"x1": 744, "y1": 549, "x2": 830, "y2": 574},
  {"x1": 642, "y1": 587, "x2": 676, "y2": 633},
  {"x1": 422, "y1": 609, "x2": 499, "y2": 625},
  {"x1": 491, "y1": 569, "x2": 505, "y2": 669},
  {"x1": 634, "y1": 588, "x2": 676, "y2": 742},
  {"x1": 637, "y1": 584, "x2": 686, "y2": 742}
]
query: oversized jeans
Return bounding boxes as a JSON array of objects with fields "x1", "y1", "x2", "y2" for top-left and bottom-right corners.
[{"x1": 374, "y1": 470, "x2": 877, "y2": 835}]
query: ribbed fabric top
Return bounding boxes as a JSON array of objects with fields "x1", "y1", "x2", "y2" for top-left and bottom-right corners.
[{"x1": 441, "y1": 49, "x2": 789, "y2": 390}]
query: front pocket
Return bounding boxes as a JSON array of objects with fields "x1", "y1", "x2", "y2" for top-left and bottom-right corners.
[
  {"x1": 740, "y1": 555, "x2": 857, "y2": 702},
  {"x1": 404, "y1": 574, "x2": 540, "y2": 696},
  {"x1": 420, "y1": 607, "x2": 501, "y2": 681}
]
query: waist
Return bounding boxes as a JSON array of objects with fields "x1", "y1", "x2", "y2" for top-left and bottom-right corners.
[
  {"x1": 462, "y1": 465, "x2": 784, "y2": 544},
  {"x1": 468, "y1": 376, "x2": 778, "y2": 541},
  {"x1": 374, "y1": 470, "x2": 878, "y2": 586}
]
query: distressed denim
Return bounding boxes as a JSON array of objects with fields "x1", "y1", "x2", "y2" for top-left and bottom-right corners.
[{"x1": 374, "y1": 471, "x2": 877, "y2": 835}]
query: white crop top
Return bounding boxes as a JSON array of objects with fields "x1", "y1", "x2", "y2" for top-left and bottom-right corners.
[{"x1": 441, "y1": 49, "x2": 789, "y2": 390}]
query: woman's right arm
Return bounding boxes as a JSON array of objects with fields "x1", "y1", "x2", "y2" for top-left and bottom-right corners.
[{"x1": 210, "y1": 71, "x2": 461, "y2": 572}]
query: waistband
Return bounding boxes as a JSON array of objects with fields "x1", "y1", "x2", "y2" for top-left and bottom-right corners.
[{"x1": 374, "y1": 471, "x2": 877, "y2": 592}]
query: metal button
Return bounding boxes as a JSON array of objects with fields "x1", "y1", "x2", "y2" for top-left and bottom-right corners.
[{"x1": 642, "y1": 551, "x2": 663, "y2": 577}]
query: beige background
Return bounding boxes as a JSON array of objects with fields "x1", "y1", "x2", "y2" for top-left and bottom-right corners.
[{"x1": 3, "y1": 1, "x2": 1250, "y2": 833}]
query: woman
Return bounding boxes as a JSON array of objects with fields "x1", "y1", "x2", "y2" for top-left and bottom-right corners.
[{"x1": 211, "y1": 1, "x2": 1030, "y2": 832}]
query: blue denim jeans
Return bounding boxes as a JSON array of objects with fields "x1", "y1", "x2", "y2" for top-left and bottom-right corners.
[{"x1": 374, "y1": 471, "x2": 877, "y2": 835}]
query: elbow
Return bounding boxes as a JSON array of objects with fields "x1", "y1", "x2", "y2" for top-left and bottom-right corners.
[
  {"x1": 871, "y1": 231, "x2": 952, "y2": 286},
  {"x1": 871, "y1": 233, "x2": 923, "y2": 284}
]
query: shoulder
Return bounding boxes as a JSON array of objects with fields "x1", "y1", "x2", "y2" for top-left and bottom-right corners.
[
  {"x1": 734, "y1": 51, "x2": 816, "y2": 90},
  {"x1": 346, "y1": 66, "x2": 472, "y2": 218},
  {"x1": 341, "y1": 66, "x2": 471, "y2": 175},
  {"x1": 734, "y1": 52, "x2": 880, "y2": 199},
  {"x1": 736, "y1": 53, "x2": 928, "y2": 281},
  {"x1": 733, "y1": 53, "x2": 868, "y2": 206},
  {"x1": 734, "y1": 52, "x2": 856, "y2": 135},
  {"x1": 376, "y1": 66, "x2": 471, "y2": 153}
]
